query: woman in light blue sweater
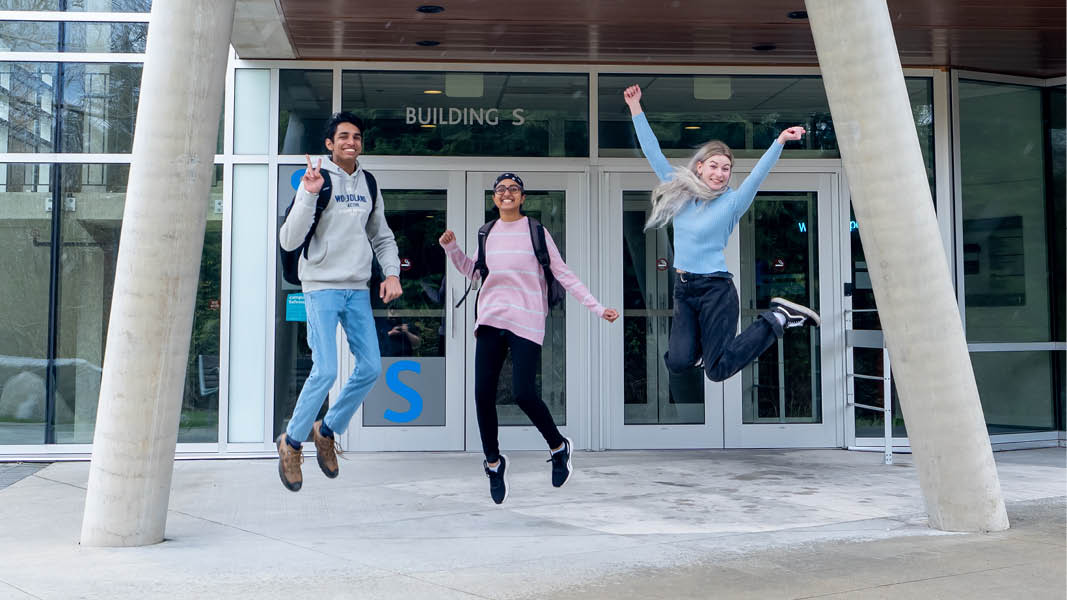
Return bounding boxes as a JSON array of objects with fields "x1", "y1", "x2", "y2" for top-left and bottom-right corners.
[{"x1": 623, "y1": 84, "x2": 821, "y2": 382}]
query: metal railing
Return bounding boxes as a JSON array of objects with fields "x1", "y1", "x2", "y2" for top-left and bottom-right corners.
[{"x1": 845, "y1": 308, "x2": 894, "y2": 464}]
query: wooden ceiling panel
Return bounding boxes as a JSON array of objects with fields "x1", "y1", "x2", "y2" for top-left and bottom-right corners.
[{"x1": 271, "y1": 0, "x2": 1066, "y2": 77}]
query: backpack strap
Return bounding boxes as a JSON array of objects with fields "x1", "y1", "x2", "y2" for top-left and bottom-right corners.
[
  {"x1": 473, "y1": 219, "x2": 496, "y2": 281},
  {"x1": 527, "y1": 216, "x2": 555, "y2": 284},
  {"x1": 363, "y1": 169, "x2": 378, "y2": 214},
  {"x1": 454, "y1": 219, "x2": 498, "y2": 313},
  {"x1": 301, "y1": 170, "x2": 333, "y2": 259}
]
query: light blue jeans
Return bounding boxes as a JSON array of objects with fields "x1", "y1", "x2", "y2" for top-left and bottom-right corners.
[{"x1": 286, "y1": 289, "x2": 382, "y2": 443}]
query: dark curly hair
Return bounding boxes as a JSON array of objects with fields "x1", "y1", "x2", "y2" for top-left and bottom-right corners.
[{"x1": 323, "y1": 111, "x2": 365, "y2": 144}]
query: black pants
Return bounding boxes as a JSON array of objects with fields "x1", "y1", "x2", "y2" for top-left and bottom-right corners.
[
  {"x1": 665, "y1": 273, "x2": 784, "y2": 382},
  {"x1": 474, "y1": 325, "x2": 564, "y2": 463}
]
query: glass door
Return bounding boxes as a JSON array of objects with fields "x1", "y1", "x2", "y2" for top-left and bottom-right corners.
[
  {"x1": 463, "y1": 172, "x2": 589, "y2": 452},
  {"x1": 273, "y1": 168, "x2": 467, "y2": 451},
  {"x1": 724, "y1": 172, "x2": 840, "y2": 447},
  {"x1": 603, "y1": 173, "x2": 724, "y2": 449}
]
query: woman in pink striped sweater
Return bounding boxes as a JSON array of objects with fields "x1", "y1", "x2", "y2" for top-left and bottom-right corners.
[{"x1": 439, "y1": 173, "x2": 619, "y2": 504}]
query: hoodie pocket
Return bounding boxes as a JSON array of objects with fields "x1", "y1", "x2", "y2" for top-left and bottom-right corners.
[{"x1": 306, "y1": 239, "x2": 329, "y2": 265}]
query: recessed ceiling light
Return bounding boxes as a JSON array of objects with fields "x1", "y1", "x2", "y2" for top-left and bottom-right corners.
[
  {"x1": 752, "y1": 44, "x2": 776, "y2": 52},
  {"x1": 423, "y1": 89, "x2": 443, "y2": 94},
  {"x1": 684, "y1": 126, "x2": 701, "y2": 130},
  {"x1": 416, "y1": 40, "x2": 440, "y2": 47},
  {"x1": 787, "y1": 10, "x2": 807, "y2": 19},
  {"x1": 416, "y1": 5, "x2": 445, "y2": 14}
]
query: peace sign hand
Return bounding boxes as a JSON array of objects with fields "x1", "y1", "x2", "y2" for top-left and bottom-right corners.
[{"x1": 302, "y1": 154, "x2": 324, "y2": 194}]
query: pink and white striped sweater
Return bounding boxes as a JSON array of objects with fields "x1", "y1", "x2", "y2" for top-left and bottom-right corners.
[{"x1": 444, "y1": 217, "x2": 606, "y2": 346}]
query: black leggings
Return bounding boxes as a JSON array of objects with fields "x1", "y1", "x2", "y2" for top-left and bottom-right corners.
[{"x1": 474, "y1": 325, "x2": 564, "y2": 463}]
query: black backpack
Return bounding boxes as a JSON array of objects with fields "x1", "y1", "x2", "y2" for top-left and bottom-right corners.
[
  {"x1": 279, "y1": 169, "x2": 378, "y2": 286},
  {"x1": 455, "y1": 216, "x2": 566, "y2": 314}
]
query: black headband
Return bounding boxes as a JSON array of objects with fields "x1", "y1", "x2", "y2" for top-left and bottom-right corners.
[{"x1": 493, "y1": 172, "x2": 524, "y2": 190}]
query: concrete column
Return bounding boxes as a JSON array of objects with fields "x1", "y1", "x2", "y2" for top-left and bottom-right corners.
[
  {"x1": 80, "y1": 0, "x2": 236, "y2": 547},
  {"x1": 805, "y1": 0, "x2": 1008, "y2": 532}
]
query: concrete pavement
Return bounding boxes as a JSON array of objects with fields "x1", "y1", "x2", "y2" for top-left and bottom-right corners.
[{"x1": 0, "y1": 448, "x2": 1063, "y2": 599}]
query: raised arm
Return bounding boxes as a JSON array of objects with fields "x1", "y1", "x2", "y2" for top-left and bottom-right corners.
[
  {"x1": 732, "y1": 126, "x2": 805, "y2": 217},
  {"x1": 543, "y1": 229, "x2": 619, "y2": 322},
  {"x1": 279, "y1": 155, "x2": 323, "y2": 251},
  {"x1": 438, "y1": 229, "x2": 478, "y2": 280},
  {"x1": 624, "y1": 85, "x2": 674, "y2": 183}
]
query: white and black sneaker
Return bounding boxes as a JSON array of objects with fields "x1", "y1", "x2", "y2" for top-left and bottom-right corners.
[
  {"x1": 770, "y1": 297, "x2": 821, "y2": 328},
  {"x1": 484, "y1": 454, "x2": 509, "y2": 504},
  {"x1": 548, "y1": 437, "x2": 574, "y2": 488}
]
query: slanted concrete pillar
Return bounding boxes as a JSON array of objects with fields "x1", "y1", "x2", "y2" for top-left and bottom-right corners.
[
  {"x1": 80, "y1": 0, "x2": 236, "y2": 547},
  {"x1": 805, "y1": 0, "x2": 1008, "y2": 532}
]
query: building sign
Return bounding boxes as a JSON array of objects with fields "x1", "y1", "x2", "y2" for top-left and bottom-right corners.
[
  {"x1": 405, "y1": 107, "x2": 527, "y2": 127},
  {"x1": 363, "y1": 357, "x2": 446, "y2": 427},
  {"x1": 341, "y1": 70, "x2": 589, "y2": 158}
]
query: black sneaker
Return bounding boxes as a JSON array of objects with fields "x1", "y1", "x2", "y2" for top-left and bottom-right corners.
[
  {"x1": 548, "y1": 437, "x2": 573, "y2": 488},
  {"x1": 770, "y1": 297, "x2": 821, "y2": 328},
  {"x1": 484, "y1": 454, "x2": 509, "y2": 504}
]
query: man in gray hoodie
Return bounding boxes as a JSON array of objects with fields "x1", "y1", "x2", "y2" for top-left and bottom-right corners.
[{"x1": 276, "y1": 112, "x2": 402, "y2": 492}]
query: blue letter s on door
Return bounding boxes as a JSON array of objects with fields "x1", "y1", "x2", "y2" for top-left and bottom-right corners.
[{"x1": 383, "y1": 360, "x2": 423, "y2": 423}]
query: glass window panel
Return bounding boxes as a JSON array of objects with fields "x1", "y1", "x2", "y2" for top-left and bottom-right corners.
[
  {"x1": 0, "y1": 22, "x2": 148, "y2": 53},
  {"x1": 64, "y1": 22, "x2": 148, "y2": 53},
  {"x1": 960, "y1": 80, "x2": 1051, "y2": 343},
  {"x1": 598, "y1": 75, "x2": 933, "y2": 174},
  {"x1": 53, "y1": 163, "x2": 127, "y2": 443},
  {"x1": 0, "y1": 21, "x2": 59, "y2": 52},
  {"x1": 1049, "y1": 86, "x2": 1064, "y2": 344},
  {"x1": 233, "y1": 69, "x2": 269, "y2": 155},
  {"x1": 971, "y1": 351, "x2": 1057, "y2": 433},
  {"x1": 178, "y1": 164, "x2": 222, "y2": 443},
  {"x1": 47, "y1": 163, "x2": 219, "y2": 444},
  {"x1": 622, "y1": 192, "x2": 703, "y2": 425},
  {"x1": 0, "y1": 1, "x2": 151, "y2": 11},
  {"x1": 230, "y1": 164, "x2": 267, "y2": 443},
  {"x1": 0, "y1": 62, "x2": 59, "y2": 153},
  {"x1": 0, "y1": 162, "x2": 51, "y2": 445},
  {"x1": 60, "y1": 63, "x2": 141, "y2": 153},
  {"x1": 482, "y1": 191, "x2": 568, "y2": 425},
  {"x1": 342, "y1": 71, "x2": 589, "y2": 157},
  {"x1": 279, "y1": 69, "x2": 332, "y2": 155},
  {"x1": 739, "y1": 191, "x2": 821, "y2": 424},
  {"x1": 0, "y1": 62, "x2": 142, "y2": 153}
]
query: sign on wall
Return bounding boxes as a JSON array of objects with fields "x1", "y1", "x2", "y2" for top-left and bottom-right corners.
[{"x1": 362, "y1": 357, "x2": 447, "y2": 427}]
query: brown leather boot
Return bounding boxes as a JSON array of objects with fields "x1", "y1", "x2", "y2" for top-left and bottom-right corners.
[
  {"x1": 276, "y1": 433, "x2": 303, "y2": 491},
  {"x1": 311, "y1": 420, "x2": 340, "y2": 478}
]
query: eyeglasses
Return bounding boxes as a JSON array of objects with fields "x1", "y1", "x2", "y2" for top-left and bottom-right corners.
[{"x1": 494, "y1": 185, "x2": 522, "y2": 195}]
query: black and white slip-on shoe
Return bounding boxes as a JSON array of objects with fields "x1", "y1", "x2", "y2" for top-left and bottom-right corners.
[
  {"x1": 770, "y1": 297, "x2": 821, "y2": 328},
  {"x1": 548, "y1": 437, "x2": 574, "y2": 488},
  {"x1": 484, "y1": 454, "x2": 509, "y2": 504}
]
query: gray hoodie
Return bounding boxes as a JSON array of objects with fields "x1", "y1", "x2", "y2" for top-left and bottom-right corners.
[{"x1": 279, "y1": 157, "x2": 400, "y2": 292}]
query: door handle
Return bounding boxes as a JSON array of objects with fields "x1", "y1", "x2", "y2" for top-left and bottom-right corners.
[{"x1": 449, "y1": 287, "x2": 456, "y2": 339}]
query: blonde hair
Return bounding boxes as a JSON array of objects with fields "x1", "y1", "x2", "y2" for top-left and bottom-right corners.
[{"x1": 644, "y1": 140, "x2": 734, "y2": 231}]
